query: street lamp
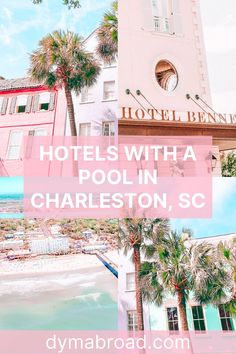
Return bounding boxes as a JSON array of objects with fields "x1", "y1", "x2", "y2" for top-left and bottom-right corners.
[{"x1": 206, "y1": 152, "x2": 217, "y2": 173}]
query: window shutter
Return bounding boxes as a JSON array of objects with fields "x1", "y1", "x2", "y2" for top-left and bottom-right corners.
[
  {"x1": 25, "y1": 96, "x2": 33, "y2": 113},
  {"x1": 1, "y1": 97, "x2": 8, "y2": 115},
  {"x1": 172, "y1": 0, "x2": 182, "y2": 35},
  {"x1": 49, "y1": 92, "x2": 56, "y2": 111},
  {"x1": 25, "y1": 130, "x2": 35, "y2": 159},
  {"x1": 9, "y1": 96, "x2": 17, "y2": 114},
  {"x1": 32, "y1": 94, "x2": 39, "y2": 112}
]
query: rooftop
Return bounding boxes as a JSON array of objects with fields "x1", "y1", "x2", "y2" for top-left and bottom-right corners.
[{"x1": 0, "y1": 77, "x2": 43, "y2": 91}]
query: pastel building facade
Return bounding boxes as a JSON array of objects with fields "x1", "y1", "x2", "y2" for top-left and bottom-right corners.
[
  {"x1": 118, "y1": 0, "x2": 236, "y2": 173},
  {"x1": 118, "y1": 233, "x2": 236, "y2": 334},
  {"x1": 0, "y1": 78, "x2": 67, "y2": 177},
  {"x1": 65, "y1": 30, "x2": 118, "y2": 138}
]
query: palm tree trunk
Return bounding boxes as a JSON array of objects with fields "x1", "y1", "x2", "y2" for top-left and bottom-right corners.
[
  {"x1": 64, "y1": 84, "x2": 78, "y2": 176},
  {"x1": 64, "y1": 85, "x2": 77, "y2": 136},
  {"x1": 133, "y1": 245, "x2": 144, "y2": 331},
  {"x1": 177, "y1": 291, "x2": 188, "y2": 331}
]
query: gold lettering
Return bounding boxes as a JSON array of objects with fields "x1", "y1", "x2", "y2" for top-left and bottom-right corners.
[
  {"x1": 198, "y1": 112, "x2": 207, "y2": 123},
  {"x1": 230, "y1": 114, "x2": 236, "y2": 124},
  {"x1": 172, "y1": 111, "x2": 180, "y2": 122},
  {"x1": 161, "y1": 110, "x2": 171, "y2": 121},
  {"x1": 207, "y1": 113, "x2": 217, "y2": 124},
  {"x1": 135, "y1": 109, "x2": 145, "y2": 120},
  {"x1": 121, "y1": 107, "x2": 132, "y2": 119},
  {"x1": 147, "y1": 109, "x2": 156, "y2": 120},
  {"x1": 188, "y1": 111, "x2": 198, "y2": 123},
  {"x1": 219, "y1": 114, "x2": 227, "y2": 124}
]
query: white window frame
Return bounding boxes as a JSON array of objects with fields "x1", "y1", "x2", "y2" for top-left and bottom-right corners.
[
  {"x1": 16, "y1": 95, "x2": 28, "y2": 113},
  {"x1": 6, "y1": 130, "x2": 23, "y2": 160},
  {"x1": 80, "y1": 87, "x2": 94, "y2": 104},
  {"x1": 126, "y1": 272, "x2": 136, "y2": 291},
  {"x1": 151, "y1": 0, "x2": 182, "y2": 35},
  {"x1": 127, "y1": 311, "x2": 138, "y2": 332},
  {"x1": 218, "y1": 305, "x2": 235, "y2": 332},
  {"x1": 102, "y1": 121, "x2": 115, "y2": 136},
  {"x1": 166, "y1": 306, "x2": 179, "y2": 333},
  {"x1": 103, "y1": 81, "x2": 116, "y2": 101},
  {"x1": 39, "y1": 92, "x2": 50, "y2": 111},
  {"x1": 191, "y1": 305, "x2": 206, "y2": 332},
  {"x1": 79, "y1": 123, "x2": 91, "y2": 137}
]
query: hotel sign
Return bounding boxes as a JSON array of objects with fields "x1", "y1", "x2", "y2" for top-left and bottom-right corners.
[{"x1": 120, "y1": 107, "x2": 236, "y2": 125}]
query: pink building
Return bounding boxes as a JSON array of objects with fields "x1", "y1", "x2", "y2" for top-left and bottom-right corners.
[
  {"x1": 0, "y1": 78, "x2": 67, "y2": 176},
  {"x1": 118, "y1": 0, "x2": 236, "y2": 175}
]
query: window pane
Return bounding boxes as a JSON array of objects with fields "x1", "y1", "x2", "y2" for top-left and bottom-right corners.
[
  {"x1": 173, "y1": 321, "x2": 179, "y2": 331},
  {"x1": 199, "y1": 320, "x2": 206, "y2": 331},
  {"x1": 7, "y1": 146, "x2": 20, "y2": 159},
  {"x1": 192, "y1": 306, "x2": 206, "y2": 332},
  {"x1": 80, "y1": 123, "x2": 91, "y2": 136},
  {"x1": 9, "y1": 131, "x2": 23, "y2": 145},
  {"x1": 40, "y1": 103, "x2": 49, "y2": 111},
  {"x1": 103, "y1": 122, "x2": 115, "y2": 136},
  {"x1": 197, "y1": 306, "x2": 204, "y2": 319},
  {"x1": 7, "y1": 131, "x2": 23, "y2": 159},
  {"x1": 167, "y1": 307, "x2": 179, "y2": 332},
  {"x1": 34, "y1": 129, "x2": 47, "y2": 136},
  {"x1": 219, "y1": 305, "x2": 226, "y2": 318},
  {"x1": 103, "y1": 81, "x2": 115, "y2": 100},
  {"x1": 194, "y1": 320, "x2": 200, "y2": 331},
  {"x1": 81, "y1": 87, "x2": 93, "y2": 103},
  {"x1": 126, "y1": 273, "x2": 135, "y2": 291},
  {"x1": 127, "y1": 311, "x2": 138, "y2": 331},
  {"x1": 17, "y1": 105, "x2": 26, "y2": 113},
  {"x1": 219, "y1": 305, "x2": 235, "y2": 331},
  {"x1": 192, "y1": 306, "x2": 198, "y2": 319},
  {"x1": 81, "y1": 87, "x2": 88, "y2": 102}
]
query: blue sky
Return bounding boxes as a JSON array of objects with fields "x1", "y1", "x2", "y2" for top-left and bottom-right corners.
[
  {"x1": 0, "y1": 177, "x2": 23, "y2": 195},
  {"x1": 0, "y1": 0, "x2": 112, "y2": 79},
  {"x1": 171, "y1": 178, "x2": 236, "y2": 239}
]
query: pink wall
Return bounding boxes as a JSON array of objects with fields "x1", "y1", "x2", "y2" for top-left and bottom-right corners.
[{"x1": 0, "y1": 88, "x2": 67, "y2": 176}]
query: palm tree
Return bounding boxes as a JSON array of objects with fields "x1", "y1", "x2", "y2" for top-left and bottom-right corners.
[
  {"x1": 140, "y1": 231, "x2": 229, "y2": 331},
  {"x1": 28, "y1": 30, "x2": 100, "y2": 136},
  {"x1": 221, "y1": 152, "x2": 236, "y2": 177},
  {"x1": 218, "y1": 238, "x2": 236, "y2": 315},
  {"x1": 97, "y1": 1, "x2": 118, "y2": 64},
  {"x1": 119, "y1": 218, "x2": 170, "y2": 331},
  {"x1": 218, "y1": 238, "x2": 236, "y2": 299},
  {"x1": 32, "y1": 0, "x2": 80, "y2": 8}
]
